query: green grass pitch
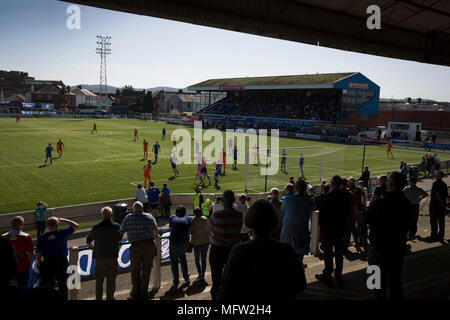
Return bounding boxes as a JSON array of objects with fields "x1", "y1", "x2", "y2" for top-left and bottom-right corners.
[{"x1": 0, "y1": 118, "x2": 448, "y2": 214}]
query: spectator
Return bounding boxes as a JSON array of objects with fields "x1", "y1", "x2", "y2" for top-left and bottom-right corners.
[
  {"x1": 86, "y1": 206, "x2": 123, "y2": 300},
  {"x1": 289, "y1": 176, "x2": 295, "y2": 185},
  {"x1": 161, "y1": 184, "x2": 172, "y2": 217},
  {"x1": 429, "y1": 171, "x2": 448, "y2": 241},
  {"x1": 358, "y1": 166, "x2": 370, "y2": 189},
  {"x1": 400, "y1": 162, "x2": 408, "y2": 178},
  {"x1": 316, "y1": 175, "x2": 350, "y2": 282},
  {"x1": 147, "y1": 182, "x2": 160, "y2": 217},
  {"x1": 120, "y1": 201, "x2": 159, "y2": 300},
  {"x1": 363, "y1": 172, "x2": 412, "y2": 300},
  {"x1": 370, "y1": 186, "x2": 384, "y2": 205},
  {"x1": 189, "y1": 207, "x2": 211, "y2": 282},
  {"x1": 35, "y1": 201, "x2": 48, "y2": 236},
  {"x1": 212, "y1": 196, "x2": 224, "y2": 215},
  {"x1": 194, "y1": 186, "x2": 204, "y2": 210},
  {"x1": 0, "y1": 237, "x2": 63, "y2": 301},
  {"x1": 168, "y1": 205, "x2": 191, "y2": 289},
  {"x1": 378, "y1": 175, "x2": 388, "y2": 195},
  {"x1": 280, "y1": 179, "x2": 314, "y2": 264},
  {"x1": 234, "y1": 194, "x2": 250, "y2": 242},
  {"x1": 403, "y1": 177, "x2": 428, "y2": 239},
  {"x1": 342, "y1": 178, "x2": 358, "y2": 250},
  {"x1": 434, "y1": 154, "x2": 441, "y2": 171},
  {"x1": 218, "y1": 199, "x2": 306, "y2": 300},
  {"x1": 2, "y1": 216, "x2": 34, "y2": 287},
  {"x1": 36, "y1": 216, "x2": 80, "y2": 299},
  {"x1": 135, "y1": 184, "x2": 149, "y2": 212},
  {"x1": 348, "y1": 177, "x2": 364, "y2": 249},
  {"x1": 267, "y1": 188, "x2": 283, "y2": 240},
  {"x1": 207, "y1": 190, "x2": 242, "y2": 300},
  {"x1": 314, "y1": 184, "x2": 330, "y2": 211},
  {"x1": 203, "y1": 194, "x2": 214, "y2": 218}
]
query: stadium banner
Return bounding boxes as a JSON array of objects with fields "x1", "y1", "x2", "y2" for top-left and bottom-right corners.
[
  {"x1": 279, "y1": 131, "x2": 288, "y2": 137},
  {"x1": 360, "y1": 136, "x2": 388, "y2": 144},
  {"x1": 295, "y1": 133, "x2": 321, "y2": 140},
  {"x1": 349, "y1": 82, "x2": 369, "y2": 89},
  {"x1": 391, "y1": 139, "x2": 450, "y2": 151},
  {"x1": 219, "y1": 86, "x2": 243, "y2": 91},
  {"x1": 40, "y1": 103, "x2": 54, "y2": 110},
  {"x1": 27, "y1": 229, "x2": 171, "y2": 288},
  {"x1": 22, "y1": 102, "x2": 35, "y2": 108}
]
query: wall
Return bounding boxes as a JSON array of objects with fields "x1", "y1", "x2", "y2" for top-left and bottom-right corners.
[
  {"x1": 0, "y1": 193, "x2": 270, "y2": 233},
  {"x1": 378, "y1": 110, "x2": 450, "y2": 132}
]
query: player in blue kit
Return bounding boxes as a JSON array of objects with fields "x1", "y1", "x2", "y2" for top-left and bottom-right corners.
[
  {"x1": 281, "y1": 149, "x2": 287, "y2": 172},
  {"x1": 162, "y1": 127, "x2": 166, "y2": 140},
  {"x1": 152, "y1": 141, "x2": 161, "y2": 163},
  {"x1": 214, "y1": 163, "x2": 222, "y2": 187},
  {"x1": 233, "y1": 146, "x2": 238, "y2": 170},
  {"x1": 44, "y1": 143, "x2": 53, "y2": 165},
  {"x1": 299, "y1": 153, "x2": 305, "y2": 178}
]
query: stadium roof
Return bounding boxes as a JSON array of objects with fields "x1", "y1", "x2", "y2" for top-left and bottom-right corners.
[
  {"x1": 61, "y1": 0, "x2": 450, "y2": 67},
  {"x1": 188, "y1": 72, "x2": 356, "y2": 91}
]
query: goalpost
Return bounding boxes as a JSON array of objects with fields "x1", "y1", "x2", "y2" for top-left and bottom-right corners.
[{"x1": 244, "y1": 145, "x2": 325, "y2": 193}]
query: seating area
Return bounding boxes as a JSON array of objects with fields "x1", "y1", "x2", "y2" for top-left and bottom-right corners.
[{"x1": 201, "y1": 91, "x2": 341, "y2": 122}]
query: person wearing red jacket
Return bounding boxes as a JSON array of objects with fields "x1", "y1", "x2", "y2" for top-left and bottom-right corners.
[{"x1": 2, "y1": 216, "x2": 34, "y2": 287}]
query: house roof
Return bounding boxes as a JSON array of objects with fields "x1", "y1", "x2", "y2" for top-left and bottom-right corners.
[
  {"x1": 6, "y1": 94, "x2": 25, "y2": 101},
  {"x1": 177, "y1": 93, "x2": 196, "y2": 103},
  {"x1": 72, "y1": 88, "x2": 98, "y2": 97},
  {"x1": 188, "y1": 72, "x2": 356, "y2": 90}
]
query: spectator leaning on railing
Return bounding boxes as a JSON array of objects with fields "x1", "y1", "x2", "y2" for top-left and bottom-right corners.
[
  {"x1": 120, "y1": 201, "x2": 159, "y2": 300},
  {"x1": 86, "y1": 206, "x2": 123, "y2": 300}
]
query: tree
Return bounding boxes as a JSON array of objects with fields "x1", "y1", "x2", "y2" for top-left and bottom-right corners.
[
  {"x1": 122, "y1": 85, "x2": 133, "y2": 91},
  {"x1": 135, "y1": 96, "x2": 142, "y2": 112},
  {"x1": 142, "y1": 91, "x2": 155, "y2": 113}
]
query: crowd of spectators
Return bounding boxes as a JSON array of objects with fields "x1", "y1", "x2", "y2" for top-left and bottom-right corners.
[
  {"x1": 202, "y1": 92, "x2": 341, "y2": 123},
  {"x1": 1, "y1": 165, "x2": 448, "y2": 301}
]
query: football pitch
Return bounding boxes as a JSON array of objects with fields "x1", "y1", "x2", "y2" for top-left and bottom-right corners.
[{"x1": 0, "y1": 118, "x2": 448, "y2": 215}]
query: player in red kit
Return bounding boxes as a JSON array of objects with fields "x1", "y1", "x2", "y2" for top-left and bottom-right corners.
[
  {"x1": 91, "y1": 122, "x2": 97, "y2": 134},
  {"x1": 56, "y1": 139, "x2": 64, "y2": 158},
  {"x1": 134, "y1": 128, "x2": 139, "y2": 141},
  {"x1": 143, "y1": 139, "x2": 149, "y2": 159}
]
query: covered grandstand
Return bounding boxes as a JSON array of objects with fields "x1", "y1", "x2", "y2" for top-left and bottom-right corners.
[{"x1": 189, "y1": 72, "x2": 380, "y2": 136}]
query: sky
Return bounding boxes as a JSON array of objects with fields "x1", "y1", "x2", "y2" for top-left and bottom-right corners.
[{"x1": 1, "y1": 0, "x2": 449, "y2": 100}]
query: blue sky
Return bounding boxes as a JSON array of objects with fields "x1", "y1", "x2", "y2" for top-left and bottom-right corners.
[{"x1": 1, "y1": 0, "x2": 449, "y2": 100}]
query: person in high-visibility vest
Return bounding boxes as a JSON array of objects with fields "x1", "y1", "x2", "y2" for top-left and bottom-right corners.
[
  {"x1": 203, "y1": 194, "x2": 214, "y2": 217},
  {"x1": 194, "y1": 186, "x2": 204, "y2": 210}
]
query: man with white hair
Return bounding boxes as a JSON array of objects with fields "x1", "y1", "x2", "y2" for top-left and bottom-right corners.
[
  {"x1": 2, "y1": 216, "x2": 34, "y2": 287},
  {"x1": 120, "y1": 201, "x2": 160, "y2": 299},
  {"x1": 86, "y1": 206, "x2": 123, "y2": 300}
]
